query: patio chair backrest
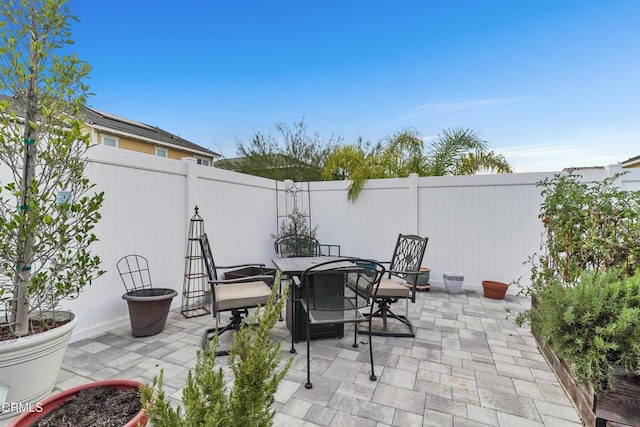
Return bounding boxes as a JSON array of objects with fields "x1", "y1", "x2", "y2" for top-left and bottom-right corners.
[
  {"x1": 389, "y1": 234, "x2": 428, "y2": 285},
  {"x1": 199, "y1": 233, "x2": 219, "y2": 281},
  {"x1": 274, "y1": 234, "x2": 320, "y2": 258},
  {"x1": 300, "y1": 258, "x2": 386, "y2": 316}
]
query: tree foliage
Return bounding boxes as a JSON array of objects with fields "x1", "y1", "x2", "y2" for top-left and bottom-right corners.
[
  {"x1": 217, "y1": 118, "x2": 340, "y2": 182},
  {"x1": 530, "y1": 172, "x2": 640, "y2": 290},
  {"x1": 0, "y1": 0, "x2": 104, "y2": 338},
  {"x1": 322, "y1": 127, "x2": 513, "y2": 202}
]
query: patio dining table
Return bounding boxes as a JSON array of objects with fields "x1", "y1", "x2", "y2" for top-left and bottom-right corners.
[{"x1": 271, "y1": 256, "x2": 351, "y2": 352}]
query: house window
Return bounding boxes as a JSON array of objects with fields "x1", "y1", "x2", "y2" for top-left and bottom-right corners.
[
  {"x1": 156, "y1": 147, "x2": 167, "y2": 158},
  {"x1": 102, "y1": 136, "x2": 118, "y2": 147},
  {"x1": 197, "y1": 158, "x2": 210, "y2": 166}
]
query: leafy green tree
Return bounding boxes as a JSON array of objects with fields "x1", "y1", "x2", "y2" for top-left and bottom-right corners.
[
  {"x1": 217, "y1": 118, "x2": 340, "y2": 181},
  {"x1": 0, "y1": 0, "x2": 104, "y2": 337},
  {"x1": 322, "y1": 127, "x2": 513, "y2": 202}
]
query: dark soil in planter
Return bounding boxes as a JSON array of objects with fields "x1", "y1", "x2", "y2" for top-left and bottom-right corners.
[
  {"x1": 0, "y1": 319, "x2": 69, "y2": 341},
  {"x1": 32, "y1": 386, "x2": 141, "y2": 427}
]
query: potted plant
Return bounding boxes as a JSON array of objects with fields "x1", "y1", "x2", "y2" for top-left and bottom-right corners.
[
  {"x1": 416, "y1": 267, "x2": 431, "y2": 291},
  {"x1": 0, "y1": 0, "x2": 104, "y2": 418},
  {"x1": 516, "y1": 172, "x2": 640, "y2": 426},
  {"x1": 140, "y1": 279, "x2": 293, "y2": 426}
]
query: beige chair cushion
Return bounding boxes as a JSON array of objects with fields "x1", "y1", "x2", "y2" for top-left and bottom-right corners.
[
  {"x1": 376, "y1": 277, "x2": 410, "y2": 298},
  {"x1": 215, "y1": 280, "x2": 272, "y2": 312}
]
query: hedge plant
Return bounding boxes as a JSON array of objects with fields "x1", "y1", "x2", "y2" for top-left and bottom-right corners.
[
  {"x1": 532, "y1": 269, "x2": 640, "y2": 393},
  {"x1": 522, "y1": 171, "x2": 640, "y2": 393}
]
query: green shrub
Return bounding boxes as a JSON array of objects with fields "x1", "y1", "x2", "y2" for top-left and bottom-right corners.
[
  {"x1": 532, "y1": 269, "x2": 640, "y2": 393},
  {"x1": 140, "y1": 279, "x2": 292, "y2": 427},
  {"x1": 516, "y1": 172, "x2": 640, "y2": 393}
]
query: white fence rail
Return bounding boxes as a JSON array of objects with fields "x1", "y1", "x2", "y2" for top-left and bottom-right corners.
[{"x1": 3, "y1": 145, "x2": 639, "y2": 340}]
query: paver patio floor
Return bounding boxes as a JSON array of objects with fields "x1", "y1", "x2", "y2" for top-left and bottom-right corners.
[{"x1": 4, "y1": 287, "x2": 585, "y2": 426}]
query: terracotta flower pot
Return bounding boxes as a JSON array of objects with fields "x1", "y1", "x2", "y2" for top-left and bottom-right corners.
[
  {"x1": 9, "y1": 379, "x2": 148, "y2": 427},
  {"x1": 482, "y1": 280, "x2": 509, "y2": 299}
]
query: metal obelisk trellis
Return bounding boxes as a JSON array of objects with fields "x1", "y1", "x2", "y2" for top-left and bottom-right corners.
[{"x1": 181, "y1": 206, "x2": 211, "y2": 318}]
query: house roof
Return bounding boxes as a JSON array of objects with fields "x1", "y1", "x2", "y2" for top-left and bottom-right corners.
[
  {"x1": 82, "y1": 106, "x2": 219, "y2": 158},
  {"x1": 0, "y1": 93, "x2": 219, "y2": 158},
  {"x1": 622, "y1": 154, "x2": 640, "y2": 167},
  {"x1": 562, "y1": 166, "x2": 605, "y2": 172}
]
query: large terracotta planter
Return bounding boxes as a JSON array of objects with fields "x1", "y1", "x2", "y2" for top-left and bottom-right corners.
[
  {"x1": 481, "y1": 280, "x2": 509, "y2": 299},
  {"x1": 0, "y1": 311, "x2": 76, "y2": 420},
  {"x1": 122, "y1": 288, "x2": 178, "y2": 337},
  {"x1": 8, "y1": 379, "x2": 147, "y2": 427}
]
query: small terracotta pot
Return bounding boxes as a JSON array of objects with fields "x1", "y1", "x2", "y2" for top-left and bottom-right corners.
[{"x1": 482, "y1": 280, "x2": 509, "y2": 299}]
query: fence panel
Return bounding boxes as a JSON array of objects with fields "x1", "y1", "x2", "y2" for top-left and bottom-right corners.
[{"x1": 19, "y1": 145, "x2": 636, "y2": 340}]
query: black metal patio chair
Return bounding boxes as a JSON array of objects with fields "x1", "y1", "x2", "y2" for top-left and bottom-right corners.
[
  {"x1": 359, "y1": 233, "x2": 428, "y2": 338},
  {"x1": 199, "y1": 233, "x2": 275, "y2": 356},
  {"x1": 295, "y1": 258, "x2": 386, "y2": 389}
]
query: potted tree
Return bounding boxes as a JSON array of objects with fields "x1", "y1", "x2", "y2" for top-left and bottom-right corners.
[
  {"x1": 516, "y1": 172, "x2": 640, "y2": 426},
  {"x1": 0, "y1": 0, "x2": 104, "y2": 418}
]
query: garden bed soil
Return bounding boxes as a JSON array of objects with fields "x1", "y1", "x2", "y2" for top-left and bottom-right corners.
[{"x1": 32, "y1": 386, "x2": 141, "y2": 427}]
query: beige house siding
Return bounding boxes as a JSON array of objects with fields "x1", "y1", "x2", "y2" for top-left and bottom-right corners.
[
  {"x1": 84, "y1": 125, "x2": 216, "y2": 166},
  {"x1": 622, "y1": 155, "x2": 640, "y2": 169}
]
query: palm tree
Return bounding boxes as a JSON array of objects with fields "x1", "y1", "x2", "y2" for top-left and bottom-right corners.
[{"x1": 322, "y1": 127, "x2": 512, "y2": 202}]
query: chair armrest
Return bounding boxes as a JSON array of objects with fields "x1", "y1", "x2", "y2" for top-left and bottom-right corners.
[
  {"x1": 208, "y1": 275, "x2": 274, "y2": 288},
  {"x1": 217, "y1": 263, "x2": 266, "y2": 269}
]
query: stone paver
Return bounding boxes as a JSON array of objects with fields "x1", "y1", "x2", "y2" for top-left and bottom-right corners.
[{"x1": 0, "y1": 287, "x2": 585, "y2": 427}]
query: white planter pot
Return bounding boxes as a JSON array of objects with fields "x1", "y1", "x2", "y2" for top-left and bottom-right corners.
[
  {"x1": 0, "y1": 311, "x2": 76, "y2": 420},
  {"x1": 443, "y1": 273, "x2": 464, "y2": 294}
]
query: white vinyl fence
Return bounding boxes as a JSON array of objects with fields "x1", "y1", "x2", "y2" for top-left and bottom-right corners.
[{"x1": 3, "y1": 144, "x2": 639, "y2": 340}]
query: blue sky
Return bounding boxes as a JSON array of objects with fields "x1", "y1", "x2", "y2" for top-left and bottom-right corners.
[{"x1": 67, "y1": 1, "x2": 639, "y2": 172}]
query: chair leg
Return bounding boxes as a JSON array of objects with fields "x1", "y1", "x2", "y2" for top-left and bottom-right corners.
[
  {"x1": 352, "y1": 323, "x2": 359, "y2": 348},
  {"x1": 278, "y1": 276, "x2": 285, "y2": 321},
  {"x1": 201, "y1": 309, "x2": 247, "y2": 356},
  {"x1": 305, "y1": 317, "x2": 312, "y2": 389},
  {"x1": 290, "y1": 286, "x2": 297, "y2": 354},
  {"x1": 358, "y1": 301, "x2": 415, "y2": 338},
  {"x1": 368, "y1": 319, "x2": 377, "y2": 381}
]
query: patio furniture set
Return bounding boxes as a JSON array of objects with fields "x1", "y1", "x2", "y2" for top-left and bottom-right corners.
[{"x1": 197, "y1": 232, "x2": 429, "y2": 389}]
